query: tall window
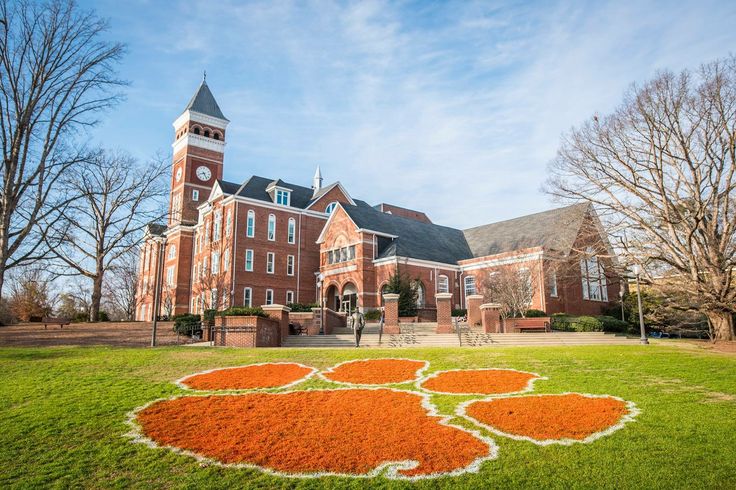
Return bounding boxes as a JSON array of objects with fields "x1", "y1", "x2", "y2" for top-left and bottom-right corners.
[
  {"x1": 192, "y1": 189, "x2": 199, "y2": 202},
  {"x1": 246, "y1": 210, "x2": 255, "y2": 237},
  {"x1": 205, "y1": 220, "x2": 211, "y2": 244},
  {"x1": 223, "y1": 249, "x2": 230, "y2": 271},
  {"x1": 438, "y1": 275, "x2": 449, "y2": 293},
  {"x1": 267, "y1": 214, "x2": 276, "y2": 241},
  {"x1": 245, "y1": 249, "x2": 254, "y2": 271},
  {"x1": 265, "y1": 289, "x2": 274, "y2": 305},
  {"x1": 203, "y1": 256, "x2": 208, "y2": 274},
  {"x1": 211, "y1": 251, "x2": 220, "y2": 274},
  {"x1": 243, "y1": 287, "x2": 252, "y2": 307},
  {"x1": 464, "y1": 276, "x2": 476, "y2": 296},
  {"x1": 325, "y1": 201, "x2": 338, "y2": 214},
  {"x1": 549, "y1": 271, "x2": 558, "y2": 297},
  {"x1": 166, "y1": 266, "x2": 175, "y2": 287},
  {"x1": 211, "y1": 289, "x2": 218, "y2": 309},
  {"x1": 286, "y1": 290, "x2": 294, "y2": 304},
  {"x1": 287, "y1": 218, "x2": 296, "y2": 244},
  {"x1": 168, "y1": 245, "x2": 176, "y2": 260},
  {"x1": 287, "y1": 255, "x2": 294, "y2": 276},
  {"x1": 266, "y1": 252, "x2": 275, "y2": 274},
  {"x1": 225, "y1": 209, "x2": 232, "y2": 237},
  {"x1": 580, "y1": 249, "x2": 608, "y2": 301},
  {"x1": 213, "y1": 210, "x2": 222, "y2": 241},
  {"x1": 275, "y1": 189, "x2": 290, "y2": 206}
]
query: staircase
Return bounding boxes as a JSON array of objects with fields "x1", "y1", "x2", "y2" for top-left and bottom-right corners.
[{"x1": 281, "y1": 322, "x2": 642, "y2": 348}]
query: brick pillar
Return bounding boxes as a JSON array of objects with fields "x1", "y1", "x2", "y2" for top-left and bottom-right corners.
[
  {"x1": 382, "y1": 293, "x2": 400, "y2": 334},
  {"x1": 435, "y1": 293, "x2": 453, "y2": 333},
  {"x1": 480, "y1": 303, "x2": 503, "y2": 334},
  {"x1": 466, "y1": 294, "x2": 484, "y2": 326},
  {"x1": 262, "y1": 305, "x2": 291, "y2": 346}
]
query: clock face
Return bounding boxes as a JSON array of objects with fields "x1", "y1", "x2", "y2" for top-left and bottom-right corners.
[
  {"x1": 175, "y1": 167, "x2": 182, "y2": 182},
  {"x1": 196, "y1": 165, "x2": 212, "y2": 182}
]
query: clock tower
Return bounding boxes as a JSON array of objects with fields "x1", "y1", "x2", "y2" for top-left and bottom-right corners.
[{"x1": 170, "y1": 78, "x2": 229, "y2": 225}]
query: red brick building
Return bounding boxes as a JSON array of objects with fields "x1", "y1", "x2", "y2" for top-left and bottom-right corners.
[{"x1": 136, "y1": 81, "x2": 621, "y2": 321}]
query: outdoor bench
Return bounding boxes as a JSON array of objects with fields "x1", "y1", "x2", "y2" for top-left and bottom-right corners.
[{"x1": 42, "y1": 317, "x2": 70, "y2": 330}]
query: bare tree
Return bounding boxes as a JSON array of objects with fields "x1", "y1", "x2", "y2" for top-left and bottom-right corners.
[
  {"x1": 546, "y1": 56, "x2": 736, "y2": 341},
  {"x1": 103, "y1": 252, "x2": 139, "y2": 321},
  {"x1": 478, "y1": 265, "x2": 537, "y2": 319},
  {"x1": 191, "y1": 265, "x2": 228, "y2": 312},
  {"x1": 7, "y1": 267, "x2": 55, "y2": 321},
  {"x1": 0, "y1": 0, "x2": 125, "y2": 298},
  {"x1": 47, "y1": 150, "x2": 167, "y2": 321}
]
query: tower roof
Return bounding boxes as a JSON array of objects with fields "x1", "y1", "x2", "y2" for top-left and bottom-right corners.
[{"x1": 184, "y1": 80, "x2": 228, "y2": 121}]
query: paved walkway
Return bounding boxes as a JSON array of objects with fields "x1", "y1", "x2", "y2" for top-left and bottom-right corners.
[{"x1": 0, "y1": 321, "x2": 181, "y2": 347}]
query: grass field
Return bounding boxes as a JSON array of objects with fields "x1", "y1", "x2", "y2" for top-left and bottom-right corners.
[{"x1": 1, "y1": 344, "x2": 735, "y2": 489}]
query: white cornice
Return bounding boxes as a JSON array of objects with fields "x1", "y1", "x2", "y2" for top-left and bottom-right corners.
[
  {"x1": 172, "y1": 133, "x2": 226, "y2": 154},
  {"x1": 373, "y1": 256, "x2": 461, "y2": 271},
  {"x1": 356, "y1": 228, "x2": 398, "y2": 239},
  {"x1": 323, "y1": 264, "x2": 358, "y2": 277},
  {"x1": 172, "y1": 110, "x2": 229, "y2": 131}
]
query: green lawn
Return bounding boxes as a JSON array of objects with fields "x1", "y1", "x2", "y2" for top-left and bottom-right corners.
[{"x1": 1, "y1": 344, "x2": 735, "y2": 489}]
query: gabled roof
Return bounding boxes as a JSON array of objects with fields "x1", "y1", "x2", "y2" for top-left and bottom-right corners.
[
  {"x1": 184, "y1": 80, "x2": 228, "y2": 121},
  {"x1": 341, "y1": 203, "x2": 473, "y2": 264},
  {"x1": 214, "y1": 176, "x2": 335, "y2": 210},
  {"x1": 462, "y1": 203, "x2": 591, "y2": 257},
  {"x1": 306, "y1": 181, "x2": 355, "y2": 209}
]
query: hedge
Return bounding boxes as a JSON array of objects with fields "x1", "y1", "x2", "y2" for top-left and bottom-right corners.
[
  {"x1": 287, "y1": 303, "x2": 319, "y2": 313},
  {"x1": 173, "y1": 314, "x2": 201, "y2": 334},
  {"x1": 551, "y1": 314, "x2": 631, "y2": 333},
  {"x1": 220, "y1": 306, "x2": 268, "y2": 318}
]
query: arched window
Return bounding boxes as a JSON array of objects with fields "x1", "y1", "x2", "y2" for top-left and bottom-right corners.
[
  {"x1": 287, "y1": 218, "x2": 296, "y2": 244},
  {"x1": 437, "y1": 275, "x2": 449, "y2": 293},
  {"x1": 193, "y1": 127, "x2": 201, "y2": 135},
  {"x1": 246, "y1": 210, "x2": 255, "y2": 237},
  {"x1": 168, "y1": 245, "x2": 176, "y2": 260},
  {"x1": 267, "y1": 214, "x2": 276, "y2": 241},
  {"x1": 325, "y1": 201, "x2": 338, "y2": 215},
  {"x1": 213, "y1": 132, "x2": 221, "y2": 140},
  {"x1": 204, "y1": 129, "x2": 210, "y2": 138}
]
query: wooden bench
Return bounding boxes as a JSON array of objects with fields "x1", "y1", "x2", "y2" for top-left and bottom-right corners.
[
  {"x1": 42, "y1": 317, "x2": 70, "y2": 330},
  {"x1": 507, "y1": 318, "x2": 551, "y2": 333}
]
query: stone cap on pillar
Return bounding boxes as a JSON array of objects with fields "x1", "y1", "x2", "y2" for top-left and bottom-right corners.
[
  {"x1": 261, "y1": 304, "x2": 292, "y2": 313},
  {"x1": 435, "y1": 293, "x2": 453, "y2": 300},
  {"x1": 382, "y1": 293, "x2": 400, "y2": 301},
  {"x1": 480, "y1": 303, "x2": 503, "y2": 310},
  {"x1": 467, "y1": 294, "x2": 485, "y2": 300}
]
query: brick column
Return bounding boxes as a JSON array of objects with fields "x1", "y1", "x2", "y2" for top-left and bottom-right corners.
[
  {"x1": 480, "y1": 303, "x2": 503, "y2": 333},
  {"x1": 435, "y1": 293, "x2": 453, "y2": 333},
  {"x1": 382, "y1": 293, "x2": 400, "y2": 334},
  {"x1": 466, "y1": 294, "x2": 484, "y2": 326},
  {"x1": 262, "y1": 304, "x2": 291, "y2": 345}
]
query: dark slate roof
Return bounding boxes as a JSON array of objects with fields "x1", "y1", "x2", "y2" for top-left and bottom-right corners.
[
  {"x1": 145, "y1": 223, "x2": 166, "y2": 236},
  {"x1": 185, "y1": 81, "x2": 228, "y2": 120},
  {"x1": 462, "y1": 203, "x2": 590, "y2": 257},
  {"x1": 341, "y1": 204, "x2": 473, "y2": 264},
  {"x1": 217, "y1": 176, "x2": 320, "y2": 209}
]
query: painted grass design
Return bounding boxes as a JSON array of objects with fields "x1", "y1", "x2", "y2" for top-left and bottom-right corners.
[
  {"x1": 419, "y1": 368, "x2": 544, "y2": 395},
  {"x1": 130, "y1": 388, "x2": 497, "y2": 480},
  {"x1": 176, "y1": 362, "x2": 316, "y2": 391},
  {"x1": 319, "y1": 358, "x2": 429, "y2": 386},
  {"x1": 458, "y1": 393, "x2": 639, "y2": 445}
]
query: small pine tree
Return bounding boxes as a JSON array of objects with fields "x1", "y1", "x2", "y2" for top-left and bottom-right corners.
[{"x1": 385, "y1": 267, "x2": 418, "y2": 317}]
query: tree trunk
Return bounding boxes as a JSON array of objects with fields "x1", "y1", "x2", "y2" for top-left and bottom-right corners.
[
  {"x1": 706, "y1": 310, "x2": 735, "y2": 342},
  {"x1": 90, "y1": 274, "x2": 104, "y2": 322}
]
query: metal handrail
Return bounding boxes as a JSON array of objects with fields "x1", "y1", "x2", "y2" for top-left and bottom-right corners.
[{"x1": 378, "y1": 317, "x2": 384, "y2": 345}]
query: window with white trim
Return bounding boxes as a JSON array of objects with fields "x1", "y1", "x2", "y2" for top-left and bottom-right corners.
[
  {"x1": 437, "y1": 275, "x2": 449, "y2": 293},
  {"x1": 243, "y1": 287, "x2": 252, "y2": 307},
  {"x1": 275, "y1": 189, "x2": 290, "y2": 206},
  {"x1": 265, "y1": 289, "x2": 274, "y2": 305},
  {"x1": 267, "y1": 214, "x2": 276, "y2": 241},
  {"x1": 225, "y1": 209, "x2": 232, "y2": 237},
  {"x1": 213, "y1": 210, "x2": 222, "y2": 241},
  {"x1": 205, "y1": 220, "x2": 211, "y2": 244},
  {"x1": 211, "y1": 288, "x2": 218, "y2": 309},
  {"x1": 246, "y1": 210, "x2": 255, "y2": 237},
  {"x1": 211, "y1": 251, "x2": 220, "y2": 274},
  {"x1": 325, "y1": 201, "x2": 338, "y2": 214},
  {"x1": 192, "y1": 189, "x2": 199, "y2": 201},
  {"x1": 224, "y1": 249, "x2": 230, "y2": 270},
  {"x1": 580, "y1": 249, "x2": 608, "y2": 301},
  {"x1": 464, "y1": 276, "x2": 476, "y2": 296},
  {"x1": 266, "y1": 252, "x2": 275, "y2": 274},
  {"x1": 245, "y1": 249, "x2": 253, "y2": 271},
  {"x1": 203, "y1": 256, "x2": 208, "y2": 274},
  {"x1": 288, "y1": 218, "x2": 296, "y2": 244},
  {"x1": 287, "y1": 255, "x2": 294, "y2": 276},
  {"x1": 166, "y1": 266, "x2": 175, "y2": 287},
  {"x1": 549, "y1": 271, "x2": 558, "y2": 297},
  {"x1": 286, "y1": 290, "x2": 294, "y2": 304},
  {"x1": 168, "y1": 244, "x2": 176, "y2": 260},
  {"x1": 326, "y1": 245, "x2": 356, "y2": 264}
]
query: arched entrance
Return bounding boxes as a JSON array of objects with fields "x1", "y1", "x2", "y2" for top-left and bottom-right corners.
[
  {"x1": 341, "y1": 283, "x2": 358, "y2": 312},
  {"x1": 325, "y1": 284, "x2": 340, "y2": 311}
]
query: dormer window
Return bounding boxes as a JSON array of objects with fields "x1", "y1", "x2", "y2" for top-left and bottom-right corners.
[
  {"x1": 325, "y1": 201, "x2": 338, "y2": 215},
  {"x1": 275, "y1": 189, "x2": 290, "y2": 206}
]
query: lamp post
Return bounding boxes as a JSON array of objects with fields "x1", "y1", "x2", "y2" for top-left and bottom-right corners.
[
  {"x1": 619, "y1": 286, "x2": 625, "y2": 322},
  {"x1": 317, "y1": 272, "x2": 325, "y2": 335},
  {"x1": 151, "y1": 236, "x2": 167, "y2": 347},
  {"x1": 631, "y1": 265, "x2": 649, "y2": 345}
]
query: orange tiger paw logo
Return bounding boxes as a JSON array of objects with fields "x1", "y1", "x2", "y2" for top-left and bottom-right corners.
[{"x1": 126, "y1": 359, "x2": 638, "y2": 480}]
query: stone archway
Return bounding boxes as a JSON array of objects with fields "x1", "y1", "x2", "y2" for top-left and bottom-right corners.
[
  {"x1": 341, "y1": 282, "x2": 358, "y2": 312},
  {"x1": 325, "y1": 284, "x2": 340, "y2": 311}
]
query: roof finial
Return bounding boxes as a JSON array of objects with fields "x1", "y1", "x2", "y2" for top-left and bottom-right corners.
[{"x1": 203, "y1": 70, "x2": 207, "y2": 82}]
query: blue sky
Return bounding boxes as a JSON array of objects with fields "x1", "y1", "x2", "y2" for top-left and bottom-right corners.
[{"x1": 82, "y1": 0, "x2": 736, "y2": 229}]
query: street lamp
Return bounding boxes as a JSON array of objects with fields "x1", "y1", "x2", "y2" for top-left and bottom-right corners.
[
  {"x1": 631, "y1": 265, "x2": 649, "y2": 345},
  {"x1": 619, "y1": 286, "x2": 625, "y2": 322},
  {"x1": 317, "y1": 272, "x2": 325, "y2": 335}
]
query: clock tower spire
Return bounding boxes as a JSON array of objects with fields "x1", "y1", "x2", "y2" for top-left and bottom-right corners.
[{"x1": 169, "y1": 78, "x2": 229, "y2": 225}]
